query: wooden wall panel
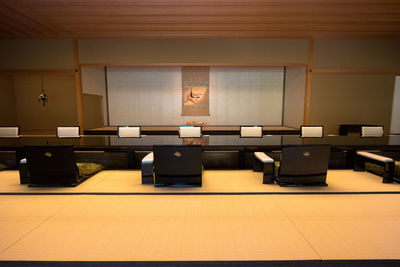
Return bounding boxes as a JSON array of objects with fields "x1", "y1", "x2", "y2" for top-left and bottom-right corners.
[
  {"x1": 78, "y1": 39, "x2": 309, "y2": 65},
  {"x1": 0, "y1": 39, "x2": 74, "y2": 69},
  {"x1": 309, "y1": 74, "x2": 395, "y2": 135},
  {"x1": 313, "y1": 39, "x2": 400, "y2": 69}
]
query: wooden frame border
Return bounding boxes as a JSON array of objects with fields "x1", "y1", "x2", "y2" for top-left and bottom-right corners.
[
  {"x1": 303, "y1": 38, "x2": 314, "y2": 125},
  {"x1": 79, "y1": 63, "x2": 308, "y2": 68},
  {"x1": 312, "y1": 69, "x2": 400, "y2": 75},
  {"x1": 73, "y1": 39, "x2": 84, "y2": 135}
]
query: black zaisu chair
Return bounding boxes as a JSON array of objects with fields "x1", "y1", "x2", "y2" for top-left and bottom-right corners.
[
  {"x1": 23, "y1": 146, "x2": 102, "y2": 187},
  {"x1": 153, "y1": 145, "x2": 203, "y2": 187},
  {"x1": 275, "y1": 144, "x2": 331, "y2": 186}
]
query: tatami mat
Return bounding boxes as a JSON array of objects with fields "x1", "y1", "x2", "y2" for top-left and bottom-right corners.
[
  {"x1": 272, "y1": 194, "x2": 400, "y2": 260},
  {"x1": 0, "y1": 194, "x2": 399, "y2": 261},
  {"x1": 0, "y1": 195, "x2": 320, "y2": 261},
  {"x1": 0, "y1": 169, "x2": 399, "y2": 194}
]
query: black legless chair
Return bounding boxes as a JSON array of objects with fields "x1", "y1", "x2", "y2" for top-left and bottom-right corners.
[
  {"x1": 275, "y1": 145, "x2": 331, "y2": 186},
  {"x1": 153, "y1": 145, "x2": 202, "y2": 187}
]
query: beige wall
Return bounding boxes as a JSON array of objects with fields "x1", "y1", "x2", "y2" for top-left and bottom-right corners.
[
  {"x1": 313, "y1": 39, "x2": 400, "y2": 69},
  {"x1": 78, "y1": 39, "x2": 309, "y2": 65},
  {"x1": 81, "y1": 66, "x2": 108, "y2": 125},
  {"x1": 83, "y1": 93, "x2": 104, "y2": 130},
  {"x1": 283, "y1": 67, "x2": 306, "y2": 128},
  {"x1": 13, "y1": 74, "x2": 78, "y2": 132},
  {"x1": 0, "y1": 75, "x2": 17, "y2": 126},
  {"x1": 309, "y1": 75, "x2": 395, "y2": 135},
  {"x1": 0, "y1": 40, "x2": 74, "y2": 69},
  {"x1": 1, "y1": 38, "x2": 399, "y2": 133}
]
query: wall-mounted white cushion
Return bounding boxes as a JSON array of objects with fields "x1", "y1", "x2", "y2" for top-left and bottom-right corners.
[
  {"x1": 241, "y1": 126, "x2": 262, "y2": 138},
  {"x1": 179, "y1": 126, "x2": 202, "y2": 138},
  {"x1": 118, "y1": 126, "x2": 141, "y2": 138},
  {"x1": 301, "y1": 126, "x2": 323, "y2": 137},
  {"x1": 57, "y1": 127, "x2": 80, "y2": 138},
  {"x1": 357, "y1": 151, "x2": 393, "y2": 163},
  {"x1": 0, "y1": 127, "x2": 19, "y2": 138},
  {"x1": 361, "y1": 126, "x2": 384, "y2": 137},
  {"x1": 254, "y1": 152, "x2": 274, "y2": 163},
  {"x1": 142, "y1": 152, "x2": 154, "y2": 164}
]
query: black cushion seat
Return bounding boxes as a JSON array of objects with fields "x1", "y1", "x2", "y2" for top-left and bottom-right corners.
[
  {"x1": 21, "y1": 146, "x2": 103, "y2": 187},
  {"x1": 153, "y1": 145, "x2": 203, "y2": 187},
  {"x1": 275, "y1": 145, "x2": 331, "y2": 187}
]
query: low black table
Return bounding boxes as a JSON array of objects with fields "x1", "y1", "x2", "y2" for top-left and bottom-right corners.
[{"x1": 339, "y1": 124, "x2": 380, "y2": 136}]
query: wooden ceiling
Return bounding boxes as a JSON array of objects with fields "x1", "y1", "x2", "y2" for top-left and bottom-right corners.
[{"x1": 0, "y1": 0, "x2": 399, "y2": 38}]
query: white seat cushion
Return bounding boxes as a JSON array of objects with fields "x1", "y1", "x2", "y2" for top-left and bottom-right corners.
[
  {"x1": 357, "y1": 151, "x2": 393, "y2": 163},
  {"x1": 254, "y1": 152, "x2": 274, "y2": 163},
  {"x1": 301, "y1": 126, "x2": 323, "y2": 137},
  {"x1": 142, "y1": 152, "x2": 154, "y2": 164},
  {"x1": 179, "y1": 126, "x2": 202, "y2": 138},
  {"x1": 0, "y1": 127, "x2": 19, "y2": 138},
  {"x1": 118, "y1": 126, "x2": 141, "y2": 138},
  {"x1": 241, "y1": 126, "x2": 262, "y2": 138},
  {"x1": 57, "y1": 127, "x2": 80, "y2": 138},
  {"x1": 20, "y1": 158, "x2": 27, "y2": 164},
  {"x1": 361, "y1": 126, "x2": 384, "y2": 137}
]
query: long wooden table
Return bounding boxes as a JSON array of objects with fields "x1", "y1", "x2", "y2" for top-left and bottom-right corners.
[{"x1": 84, "y1": 125, "x2": 300, "y2": 135}]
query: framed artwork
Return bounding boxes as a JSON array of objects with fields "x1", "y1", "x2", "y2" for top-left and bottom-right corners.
[{"x1": 182, "y1": 66, "x2": 210, "y2": 116}]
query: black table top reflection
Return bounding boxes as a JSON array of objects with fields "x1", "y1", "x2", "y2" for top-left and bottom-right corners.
[{"x1": 1, "y1": 135, "x2": 400, "y2": 151}]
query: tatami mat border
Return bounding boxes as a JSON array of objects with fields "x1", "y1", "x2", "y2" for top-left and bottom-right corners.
[
  {"x1": 2, "y1": 191, "x2": 400, "y2": 196},
  {"x1": 1, "y1": 260, "x2": 400, "y2": 267}
]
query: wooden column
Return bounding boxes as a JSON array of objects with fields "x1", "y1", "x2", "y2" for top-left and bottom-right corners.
[
  {"x1": 303, "y1": 38, "x2": 314, "y2": 125},
  {"x1": 73, "y1": 39, "x2": 84, "y2": 134}
]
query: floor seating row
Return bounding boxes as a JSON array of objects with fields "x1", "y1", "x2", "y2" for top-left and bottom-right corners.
[{"x1": 3, "y1": 144, "x2": 398, "y2": 188}]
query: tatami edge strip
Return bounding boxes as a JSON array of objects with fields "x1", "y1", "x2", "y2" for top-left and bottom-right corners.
[
  {"x1": 1, "y1": 259, "x2": 400, "y2": 266},
  {"x1": 1, "y1": 191, "x2": 400, "y2": 196}
]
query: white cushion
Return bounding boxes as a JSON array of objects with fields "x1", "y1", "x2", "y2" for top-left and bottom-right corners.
[
  {"x1": 254, "y1": 152, "x2": 274, "y2": 163},
  {"x1": 118, "y1": 126, "x2": 141, "y2": 138},
  {"x1": 301, "y1": 126, "x2": 323, "y2": 137},
  {"x1": 57, "y1": 127, "x2": 80, "y2": 138},
  {"x1": 142, "y1": 152, "x2": 154, "y2": 164},
  {"x1": 20, "y1": 158, "x2": 27, "y2": 164},
  {"x1": 361, "y1": 126, "x2": 384, "y2": 137},
  {"x1": 179, "y1": 126, "x2": 202, "y2": 138},
  {"x1": 357, "y1": 151, "x2": 393, "y2": 163},
  {"x1": 0, "y1": 127, "x2": 19, "y2": 138},
  {"x1": 241, "y1": 126, "x2": 262, "y2": 138}
]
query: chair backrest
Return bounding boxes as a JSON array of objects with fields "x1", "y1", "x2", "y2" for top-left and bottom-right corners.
[
  {"x1": 280, "y1": 145, "x2": 331, "y2": 177},
  {"x1": 24, "y1": 146, "x2": 79, "y2": 186},
  {"x1": 117, "y1": 126, "x2": 141, "y2": 138},
  {"x1": 300, "y1": 125, "x2": 324, "y2": 138},
  {"x1": 361, "y1": 126, "x2": 384, "y2": 137},
  {"x1": 153, "y1": 145, "x2": 202, "y2": 176},
  {"x1": 0, "y1": 127, "x2": 20, "y2": 138},
  {"x1": 57, "y1": 126, "x2": 80, "y2": 138},
  {"x1": 178, "y1": 126, "x2": 202, "y2": 138},
  {"x1": 240, "y1": 126, "x2": 263, "y2": 138}
]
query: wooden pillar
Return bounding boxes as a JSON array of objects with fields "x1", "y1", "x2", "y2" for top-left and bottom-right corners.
[
  {"x1": 303, "y1": 38, "x2": 314, "y2": 125},
  {"x1": 73, "y1": 39, "x2": 84, "y2": 135}
]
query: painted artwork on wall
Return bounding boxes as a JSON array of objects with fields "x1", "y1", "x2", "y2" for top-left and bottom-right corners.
[{"x1": 182, "y1": 66, "x2": 210, "y2": 116}]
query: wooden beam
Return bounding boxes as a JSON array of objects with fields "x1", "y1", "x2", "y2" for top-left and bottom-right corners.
[
  {"x1": 79, "y1": 63, "x2": 308, "y2": 67},
  {"x1": 0, "y1": 69, "x2": 75, "y2": 75},
  {"x1": 73, "y1": 39, "x2": 84, "y2": 135},
  {"x1": 312, "y1": 68, "x2": 400, "y2": 75},
  {"x1": 303, "y1": 38, "x2": 314, "y2": 125}
]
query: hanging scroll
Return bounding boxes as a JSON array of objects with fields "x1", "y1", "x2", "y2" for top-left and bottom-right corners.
[{"x1": 182, "y1": 66, "x2": 210, "y2": 116}]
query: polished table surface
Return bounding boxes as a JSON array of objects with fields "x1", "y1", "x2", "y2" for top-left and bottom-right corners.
[{"x1": 1, "y1": 135, "x2": 400, "y2": 150}]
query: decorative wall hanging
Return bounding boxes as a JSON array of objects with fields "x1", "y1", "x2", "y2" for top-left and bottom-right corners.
[
  {"x1": 37, "y1": 75, "x2": 48, "y2": 107},
  {"x1": 182, "y1": 66, "x2": 209, "y2": 116}
]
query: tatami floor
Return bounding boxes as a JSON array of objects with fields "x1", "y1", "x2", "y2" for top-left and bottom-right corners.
[
  {"x1": 0, "y1": 170, "x2": 400, "y2": 262},
  {"x1": 0, "y1": 169, "x2": 400, "y2": 194}
]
